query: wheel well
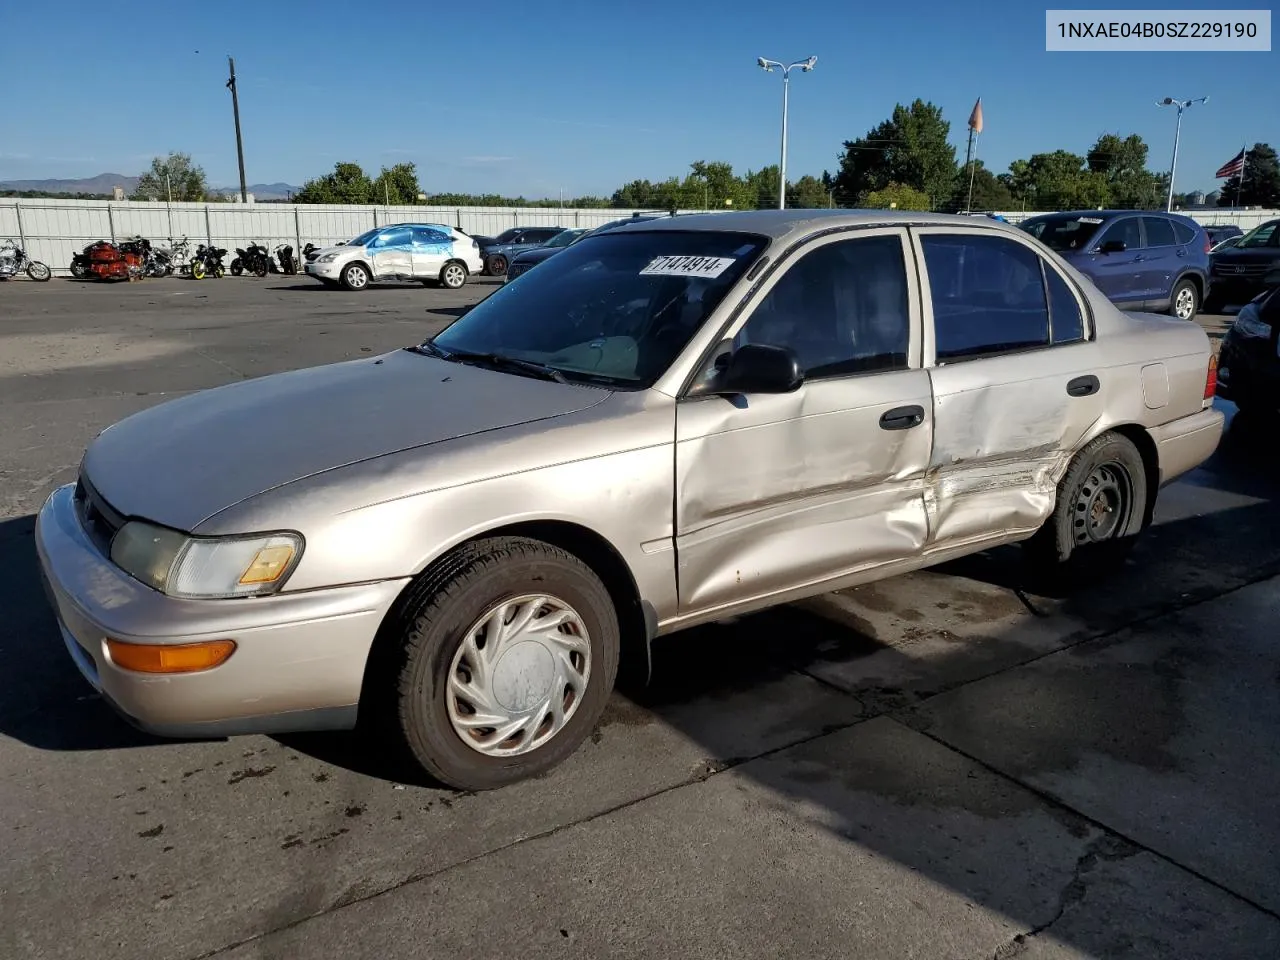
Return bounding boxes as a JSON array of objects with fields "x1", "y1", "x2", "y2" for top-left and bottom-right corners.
[
  {"x1": 442, "y1": 258, "x2": 469, "y2": 275},
  {"x1": 1177, "y1": 272, "x2": 1204, "y2": 300},
  {"x1": 361, "y1": 521, "x2": 651, "y2": 716},
  {"x1": 1109, "y1": 423, "x2": 1160, "y2": 528}
]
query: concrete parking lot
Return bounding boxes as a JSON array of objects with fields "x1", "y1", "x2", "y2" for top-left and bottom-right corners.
[{"x1": 1, "y1": 275, "x2": 1278, "y2": 960}]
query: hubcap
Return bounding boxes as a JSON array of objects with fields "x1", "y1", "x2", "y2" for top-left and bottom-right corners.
[
  {"x1": 444, "y1": 265, "x2": 464, "y2": 287},
  {"x1": 348, "y1": 266, "x2": 367, "y2": 288},
  {"x1": 446, "y1": 594, "x2": 591, "y2": 757},
  {"x1": 1072, "y1": 461, "x2": 1132, "y2": 545},
  {"x1": 1175, "y1": 287, "x2": 1194, "y2": 319}
]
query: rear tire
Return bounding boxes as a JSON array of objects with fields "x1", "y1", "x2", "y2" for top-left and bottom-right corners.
[
  {"x1": 70, "y1": 260, "x2": 86, "y2": 280},
  {"x1": 1168, "y1": 278, "x2": 1199, "y2": 321},
  {"x1": 363, "y1": 536, "x2": 620, "y2": 791},
  {"x1": 439, "y1": 261, "x2": 468, "y2": 290},
  {"x1": 230, "y1": 259, "x2": 243, "y2": 277},
  {"x1": 486, "y1": 254, "x2": 508, "y2": 277},
  {"x1": 253, "y1": 261, "x2": 268, "y2": 278},
  {"x1": 1024, "y1": 431, "x2": 1149, "y2": 585}
]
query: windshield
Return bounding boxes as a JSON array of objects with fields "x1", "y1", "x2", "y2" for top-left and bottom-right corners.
[
  {"x1": 1237, "y1": 221, "x2": 1279, "y2": 249},
  {"x1": 429, "y1": 230, "x2": 768, "y2": 388},
  {"x1": 1019, "y1": 214, "x2": 1106, "y2": 252},
  {"x1": 544, "y1": 229, "x2": 586, "y2": 249},
  {"x1": 347, "y1": 228, "x2": 381, "y2": 248}
]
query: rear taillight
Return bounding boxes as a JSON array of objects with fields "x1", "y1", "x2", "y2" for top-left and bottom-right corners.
[
  {"x1": 1204, "y1": 236, "x2": 1212, "y2": 253},
  {"x1": 1204, "y1": 354, "x2": 1218, "y2": 400}
]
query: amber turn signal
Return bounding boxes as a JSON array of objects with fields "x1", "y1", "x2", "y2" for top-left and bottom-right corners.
[{"x1": 105, "y1": 638, "x2": 237, "y2": 674}]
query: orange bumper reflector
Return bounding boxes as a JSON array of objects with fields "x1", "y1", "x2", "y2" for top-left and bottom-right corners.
[{"x1": 105, "y1": 638, "x2": 236, "y2": 674}]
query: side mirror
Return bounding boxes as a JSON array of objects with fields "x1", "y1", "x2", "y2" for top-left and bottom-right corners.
[
  {"x1": 1099, "y1": 239, "x2": 1127, "y2": 254},
  {"x1": 715, "y1": 343, "x2": 804, "y2": 395}
]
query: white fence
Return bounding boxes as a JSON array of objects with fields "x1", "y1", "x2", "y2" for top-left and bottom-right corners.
[{"x1": 2, "y1": 198, "x2": 1277, "y2": 276}]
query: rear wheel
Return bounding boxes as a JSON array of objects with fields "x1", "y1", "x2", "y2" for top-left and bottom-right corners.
[
  {"x1": 440, "y1": 261, "x2": 467, "y2": 289},
  {"x1": 252, "y1": 260, "x2": 268, "y2": 278},
  {"x1": 70, "y1": 260, "x2": 86, "y2": 280},
  {"x1": 342, "y1": 262, "x2": 370, "y2": 290},
  {"x1": 230, "y1": 258, "x2": 244, "y2": 277},
  {"x1": 1169, "y1": 279, "x2": 1199, "y2": 321},
  {"x1": 364, "y1": 536, "x2": 620, "y2": 791},
  {"x1": 1024, "y1": 431, "x2": 1149, "y2": 584},
  {"x1": 486, "y1": 254, "x2": 508, "y2": 277}
]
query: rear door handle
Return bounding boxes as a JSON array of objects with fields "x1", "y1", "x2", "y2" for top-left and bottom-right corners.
[
  {"x1": 1067, "y1": 375, "x2": 1100, "y2": 397},
  {"x1": 879, "y1": 405, "x2": 925, "y2": 430}
]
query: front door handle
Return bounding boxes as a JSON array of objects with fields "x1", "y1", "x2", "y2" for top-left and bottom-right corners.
[
  {"x1": 1067, "y1": 375, "x2": 1100, "y2": 397},
  {"x1": 879, "y1": 405, "x2": 925, "y2": 430}
]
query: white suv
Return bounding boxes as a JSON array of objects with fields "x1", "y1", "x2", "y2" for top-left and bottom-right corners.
[{"x1": 304, "y1": 223, "x2": 484, "y2": 290}]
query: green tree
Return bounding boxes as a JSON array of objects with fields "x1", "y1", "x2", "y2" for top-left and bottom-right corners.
[
  {"x1": 950, "y1": 160, "x2": 1014, "y2": 211},
  {"x1": 861, "y1": 183, "x2": 931, "y2": 211},
  {"x1": 834, "y1": 100, "x2": 958, "y2": 209},
  {"x1": 682, "y1": 161, "x2": 756, "y2": 210},
  {"x1": 295, "y1": 162, "x2": 375, "y2": 204},
  {"x1": 1086, "y1": 133, "x2": 1162, "y2": 209},
  {"x1": 999, "y1": 151, "x2": 1109, "y2": 210},
  {"x1": 131, "y1": 152, "x2": 208, "y2": 201},
  {"x1": 372, "y1": 162, "x2": 422, "y2": 204},
  {"x1": 1218, "y1": 143, "x2": 1280, "y2": 208},
  {"x1": 790, "y1": 174, "x2": 831, "y2": 208}
]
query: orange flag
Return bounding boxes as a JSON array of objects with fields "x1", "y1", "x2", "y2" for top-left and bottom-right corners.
[{"x1": 968, "y1": 98, "x2": 984, "y2": 134}]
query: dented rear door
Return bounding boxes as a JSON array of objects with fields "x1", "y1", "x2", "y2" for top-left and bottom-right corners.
[{"x1": 911, "y1": 226, "x2": 1106, "y2": 549}]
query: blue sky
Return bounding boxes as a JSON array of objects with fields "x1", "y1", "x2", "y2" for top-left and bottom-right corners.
[{"x1": 1, "y1": 1, "x2": 1273, "y2": 199}]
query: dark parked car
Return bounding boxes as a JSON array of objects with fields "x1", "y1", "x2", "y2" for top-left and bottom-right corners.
[
  {"x1": 1215, "y1": 267, "x2": 1280, "y2": 412},
  {"x1": 479, "y1": 226, "x2": 566, "y2": 276},
  {"x1": 1206, "y1": 224, "x2": 1243, "y2": 245},
  {"x1": 503, "y1": 214, "x2": 679, "y2": 283},
  {"x1": 1206, "y1": 219, "x2": 1280, "y2": 312},
  {"x1": 1019, "y1": 210, "x2": 1211, "y2": 320}
]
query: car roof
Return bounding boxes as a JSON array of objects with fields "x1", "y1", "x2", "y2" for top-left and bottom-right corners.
[
  {"x1": 379, "y1": 222, "x2": 455, "y2": 231},
  {"x1": 598, "y1": 208, "x2": 1032, "y2": 242}
]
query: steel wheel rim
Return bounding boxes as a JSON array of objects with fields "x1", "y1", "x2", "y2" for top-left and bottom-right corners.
[
  {"x1": 1072, "y1": 461, "x2": 1133, "y2": 545},
  {"x1": 347, "y1": 266, "x2": 367, "y2": 288},
  {"x1": 446, "y1": 594, "x2": 592, "y2": 757},
  {"x1": 1175, "y1": 286, "x2": 1195, "y2": 319},
  {"x1": 444, "y1": 264, "x2": 464, "y2": 287}
]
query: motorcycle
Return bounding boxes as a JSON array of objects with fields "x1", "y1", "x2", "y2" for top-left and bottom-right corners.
[
  {"x1": 190, "y1": 243, "x2": 227, "y2": 279},
  {"x1": 229, "y1": 241, "x2": 270, "y2": 278},
  {"x1": 119, "y1": 237, "x2": 169, "y2": 278},
  {"x1": 153, "y1": 236, "x2": 192, "y2": 277},
  {"x1": 82, "y1": 240, "x2": 143, "y2": 281},
  {"x1": 0, "y1": 240, "x2": 53, "y2": 281},
  {"x1": 70, "y1": 241, "x2": 108, "y2": 279},
  {"x1": 275, "y1": 243, "x2": 298, "y2": 275}
]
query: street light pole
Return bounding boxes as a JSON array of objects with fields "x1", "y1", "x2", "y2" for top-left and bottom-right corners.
[
  {"x1": 226, "y1": 56, "x2": 248, "y2": 203},
  {"x1": 1158, "y1": 96, "x2": 1208, "y2": 212},
  {"x1": 757, "y1": 56, "x2": 817, "y2": 210}
]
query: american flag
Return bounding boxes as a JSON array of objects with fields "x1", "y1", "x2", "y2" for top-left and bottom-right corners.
[{"x1": 1215, "y1": 148, "x2": 1246, "y2": 179}]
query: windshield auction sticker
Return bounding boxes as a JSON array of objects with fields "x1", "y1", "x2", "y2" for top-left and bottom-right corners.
[
  {"x1": 1046, "y1": 10, "x2": 1271, "y2": 51},
  {"x1": 640, "y1": 255, "x2": 736, "y2": 279}
]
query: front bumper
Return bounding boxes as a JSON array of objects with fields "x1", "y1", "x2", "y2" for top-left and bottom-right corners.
[
  {"x1": 304, "y1": 260, "x2": 343, "y2": 280},
  {"x1": 35, "y1": 483, "x2": 409, "y2": 737}
]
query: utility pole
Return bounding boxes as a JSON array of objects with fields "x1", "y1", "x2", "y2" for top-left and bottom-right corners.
[{"x1": 226, "y1": 57, "x2": 248, "y2": 203}]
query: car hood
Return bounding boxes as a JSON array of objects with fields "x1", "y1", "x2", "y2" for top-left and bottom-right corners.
[
  {"x1": 1213, "y1": 247, "x2": 1280, "y2": 264},
  {"x1": 81, "y1": 349, "x2": 609, "y2": 532},
  {"x1": 511, "y1": 247, "x2": 564, "y2": 266},
  {"x1": 308, "y1": 244, "x2": 361, "y2": 260}
]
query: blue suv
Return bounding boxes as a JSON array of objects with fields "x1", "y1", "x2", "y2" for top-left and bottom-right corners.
[{"x1": 1019, "y1": 210, "x2": 1211, "y2": 320}]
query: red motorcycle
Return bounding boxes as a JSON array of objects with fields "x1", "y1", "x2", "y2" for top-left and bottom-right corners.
[{"x1": 81, "y1": 241, "x2": 143, "y2": 281}]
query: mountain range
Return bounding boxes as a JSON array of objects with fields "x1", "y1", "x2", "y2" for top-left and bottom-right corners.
[{"x1": 0, "y1": 174, "x2": 302, "y2": 200}]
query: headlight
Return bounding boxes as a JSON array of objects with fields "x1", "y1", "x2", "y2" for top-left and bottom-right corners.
[
  {"x1": 316, "y1": 252, "x2": 338, "y2": 263},
  {"x1": 1232, "y1": 307, "x2": 1271, "y2": 340},
  {"x1": 110, "y1": 521, "x2": 303, "y2": 599}
]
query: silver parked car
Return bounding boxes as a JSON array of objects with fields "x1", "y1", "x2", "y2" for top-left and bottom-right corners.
[{"x1": 36, "y1": 210, "x2": 1224, "y2": 790}]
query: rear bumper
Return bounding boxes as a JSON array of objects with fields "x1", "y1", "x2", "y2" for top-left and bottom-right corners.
[
  {"x1": 1149, "y1": 408, "x2": 1225, "y2": 486},
  {"x1": 35, "y1": 483, "x2": 410, "y2": 738}
]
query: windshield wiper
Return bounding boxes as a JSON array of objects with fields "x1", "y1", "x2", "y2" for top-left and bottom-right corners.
[
  {"x1": 404, "y1": 341, "x2": 449, "y2": 359},
  {"x1": 436, "y1": 347, "x2": 569, "y2": 384}
]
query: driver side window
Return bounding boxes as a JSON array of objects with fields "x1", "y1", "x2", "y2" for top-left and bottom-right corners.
[
  {"x1": 735, "y1": 234, "x2": 911, "y2": 379},
  {"x1": 1096, "y1": 218, "x2": 1142, "y2": 251}
]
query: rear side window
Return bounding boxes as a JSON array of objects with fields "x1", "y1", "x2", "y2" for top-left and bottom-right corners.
[
  {"x1": 1172, "y1": 221, "x2": 1197, "y2": 245},
  {"x1": 921, "y1": 234, "x2": 1049, "y2": 361},
  {"x1": 1143, "y1": 217, "x2": 1177, "y2": 247},
  {"x1": 1097, "y1": 218, "x2": 1143, "y2": 250},
  {"x1": 1046, "y1": 268, "x2": 1085, "y2": 343}
]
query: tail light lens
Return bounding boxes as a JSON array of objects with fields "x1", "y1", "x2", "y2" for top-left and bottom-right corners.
[
  {"x1": 1204, "y1": 354, "x2": 1218, "y2": 401},
  {"x1": 1203, "y1": 235, "x2": 1212, "y2": 253}
]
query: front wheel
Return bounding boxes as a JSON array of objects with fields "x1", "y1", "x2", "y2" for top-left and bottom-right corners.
[
  {"x1": 341, "y1": 262, "x2": 370, "y2": 290},
  {"x1": 439, "y1": 261, "x2": 467, "y2": 289},
  {"x1": 26, "y1": 260, "x2": 52, "y2": 282},
  {"x1": 230, "y1": 258, "x2": 244, "y2": 276},
  {"x1": 1169, "y1": 279, "x2": 1199, "y2": 321},
  {"x1": 252, "y1": 260, "x2": 268, "y2": 278},
  {"x1": 70, "y1": 260, "x2": 87, "y2": 280},
  {"x1": 365, "y1": 536, "x2": 620, "y2": 791},
  {"x1": 1024, "y1": 431, "x2": 1148, "y2": 584},
  {"x1": 191, "y1": 260, "x2": 206, "y2": 279}
]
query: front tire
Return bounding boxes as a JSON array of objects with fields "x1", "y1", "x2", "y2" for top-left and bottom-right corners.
[
  {"x1": 366, "y1": 536, "x2": 620, "y2": 791},
  {"x1": 1024, "y1": 431, "x2": 1148, "y2": 583},
  {"x1": 341, "y1": 262, "x2": 370, "y2": 290},
  {"x1": 191, "y1": 260, "x2": 206, "y2": 279},
  {"x1": 1169, "y1": 279, "x2": 1199, "y2": 321},
  {"x1": 439, "y1": 261, "x2": 467, "y2": 289},
  {"x1": 230, "y1": 258, "x2": 243, "y2": 276},
  {"x1": 252, "y1": 260, "x2": 268, "y2": 278},
  {"x1": 26, "y1": 261, "x2": 51, "y2": 281}
]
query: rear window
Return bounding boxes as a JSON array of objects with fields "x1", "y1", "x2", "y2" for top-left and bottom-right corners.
[
  {"x1": 1173, "y1": 221, "x2": 1197, "y2": 245},
  {"x1": 1019, "y1": 215, "x2": 1105, "y2": 252},
  {"x1": 1142, "y1": 217, "x2": 1177, "y2": 247}
]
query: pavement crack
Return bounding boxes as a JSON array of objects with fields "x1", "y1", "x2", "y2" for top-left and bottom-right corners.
[{"x1": 985, "y1": 834, "x2": 1139, "y2": 959}]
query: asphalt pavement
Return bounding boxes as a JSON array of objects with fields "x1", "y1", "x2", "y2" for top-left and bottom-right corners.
[{"x1": 1, "y1": 275, "x2": 1277, "y2": 960}]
